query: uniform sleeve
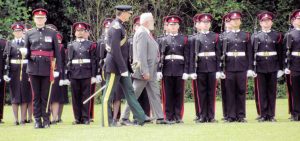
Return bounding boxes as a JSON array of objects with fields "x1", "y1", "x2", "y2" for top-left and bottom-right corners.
[
  {"x1": 183, "y1": 36, "x2": 189, "y2": 73},
  {"x1": 282, "y1": 33, "x2": 288, "y2": 69},
  {"x1": 189, "y1": 36, "x2": 196, "y2": 73},
  {"x1": 109, "y1": 28, "x2": 127, "y2": 73},
  {"x1": 24, "y1": 32, "x2": 31, "y2": 60},
  {"x1": 276, "y1": 33, "x2": 283, "y2": 70},
  {"x1": 90, "y1": 42, "x2": 97, "y2": 77},
  {"x1": 246, "y1": 33, "x2": 254, "y2": 70},
  {"x1": 215, "y1": 34, "x2": 222, "y2": 72}
]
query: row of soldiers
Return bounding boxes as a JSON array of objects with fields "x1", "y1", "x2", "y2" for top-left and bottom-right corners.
[{"x1": 1, "y1": 7, "x2": 300, "y2": 128}]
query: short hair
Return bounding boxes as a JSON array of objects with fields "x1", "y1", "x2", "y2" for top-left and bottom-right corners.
[{"x1": 140, "y1": 12, "x2": 153, "y2": 24}]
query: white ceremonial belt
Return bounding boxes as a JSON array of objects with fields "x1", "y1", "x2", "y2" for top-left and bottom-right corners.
[
  {"x1": 226, "y1": 52, "x2": 246, "y2": 57},
  {"x1": 256, "y1": 51, "x2": 277, "y2": 57},
  {"x1": 198, "y1": 52, "x2": 216, "y2": 57},
  {"x1": 72, "y1": 59, "x2": 91, "y2": 64},
  {"x1": 165, "y1": 55, "x2": 184, "y2": 60},
  {"x1": 10, "y1": 59, "x2": 28, "y2": 64},
  {"x1": 291, "y1": 52, "x2": 300, "y2": 56}
]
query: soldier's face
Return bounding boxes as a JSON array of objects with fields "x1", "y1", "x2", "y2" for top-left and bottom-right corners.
[
  {"x1": 292, "y1": 18, "x2": 300, "y2": 28},
  {"x1": 168, "y1": 23, "x2": 179, "y2": 33},
  {"x1": 84, "y1": 31, "x2": 90, "y2": 39},
  {"x1": 75, "y1": 29, "x2": 85, "y2": 38},
  {"x1": 133, "y1": 24, "x2": 140, "y2": 32},
  {"x1": 196, "y1": 21, "x2": 211, "y2": 31},
  {"x1": 33, "y1": 16, "x2": 47, "y2": 27},
  {"x1": 259, "y1": 19, "x2": 273, "y2": 30},
  {"x1": 231, "y1": 19, "x2": 241, "y2": 28},
  {"x1": 122, "y1": 12, "x2": 132, "y2": 22},
  {"x1": 225, "y1": 21, "x2": 232, "y2": 31},
  {"x1": 13, "y1": 30, "x2": 24, "y2": 38}
]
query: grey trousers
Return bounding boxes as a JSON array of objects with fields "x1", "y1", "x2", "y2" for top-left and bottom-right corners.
[{"x1": 121, "y1": 79, "x2": 164, "y2": 120}]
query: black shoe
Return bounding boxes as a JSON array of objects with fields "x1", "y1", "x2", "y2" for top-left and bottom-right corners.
[
  {"x1": 0, "y1": 120, "x2": 4, "y2": 124},
  {"x1": 208, "y1": 119, "x2": 218, "y2": 123},
  {"x1": 90, "y1": 119, "x2": 94, "y2": 122},
  {"x1": 269, "y1": 117, "x2": 277, "y2": 122},
  {"x1": 258, "y1": 117, "x2": 267, "y2": 122},
  {"x1": 224, "y1": 118, "x2": 235, "y2": 123},
  {"x1": 72, "y1": 120, "x2": 81, "y2": 125},
  {"x1": 120, "y1": 119, "x2": 133, "y2": 126},
  {"x1": 156, "y1": 119, "x2": 174, "y2": 124},
  {"x1": 57, "y1": 119, "x2": 62, "y2": 123},
  {"x1": 34, "y1": 122, "x2": 43, "y2": 129},
  {"x1": 237, "y1": 118, "x2": 247, "y2": 123},
  {"x1": 43, "y1": 123, "x2": 50, "y2": 128},
  {"x1": 25, "y1": 119, "x2": 33, "y2": 123},
  {"x1": 20, "y1": 121, "x2": 26, "y2": 125},
  {"x1": 144, "y1": 117, "x2": 154, "y2": 124},
  {"x1": 83, "y1": 120, "x2": 90, "y2": 125},
  {"x1": 14, "y1": 121, "x2": 20, "y2": 126},
  {"x1": 196, "y1": 118, "x2": 206, "y2": 123},
  {"x1": 50, "y1": 120, "x2": 57, "y2": 125}
]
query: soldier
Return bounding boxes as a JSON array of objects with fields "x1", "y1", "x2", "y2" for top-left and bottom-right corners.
[
  {"x1": 3, "y1": 23, "x2": 30, "y2": 125},
  {"x1": 284, "y1": 9, "x2": 300, "y2": 121},
  {"x1": 102, "y1": 5, "x2": 146, "y2": 127},
  {"x1": 190, "y1": 13, "x2": 222, "y2": 123},
  {"x1": 24, "y1": 8, "x2": 62, "y2": 128},
  {"x1": 66, "y1": 22, "x2": 97, "y2": 125},
  {"x1": 251, "y1": 11, "x2": 283, "y2": 122},
  {"x1": 221, "y1": 11, "x2": 253, "y2": 122},
  {"x1": 0, "y1": 38, "x2": 5, "y2": 124},
  {"x1": 158, "y1": 15, "x2": 189, "y2": 123}
]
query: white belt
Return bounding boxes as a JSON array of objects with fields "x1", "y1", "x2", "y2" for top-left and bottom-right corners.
[
  {"x1": 10, "y1": 59, "x2": 28, "y2": 64},
  {"x1": 256, "y1": 51, "x2": 277, "y2": 57},
  {"x1": 291, "y1": 52, "x2": 300, "y2": 56},
  {"x1": 165, "y1": 55, "x2": 184, "y2": 60},
  {"x1": 226, "y1": 52, "x2": 246, "y2": 57},
  {"x1": 198, "y1": 52, "x2": 216, "y2": 57},
  {"x1": 72, "y1": 59, "x2": 91, "y2": 64}
]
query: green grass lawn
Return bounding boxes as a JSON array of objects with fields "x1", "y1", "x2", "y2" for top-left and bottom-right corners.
[{"x1": 0, "y1": 99, "x2": 299, "y2": 141}]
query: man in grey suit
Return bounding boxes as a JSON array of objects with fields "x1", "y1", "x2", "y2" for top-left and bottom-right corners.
[{"x1": 121, "y1": 12, "x2": 173, "y2": 125}]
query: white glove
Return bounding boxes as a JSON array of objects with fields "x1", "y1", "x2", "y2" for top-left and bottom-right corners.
[
  {"x1": 190, "y1": 73, "x2": 197, "y2": 80},
  {"x1": 19, "y1": 48, "x2": 28, "y2": 56},
  {"x1": 216, "y1": 72, "x2": 222, "y2": 80},
  {"x1": 96, "y1": 75, "x2": 102, "y2": 83},
  {"x1": 121, "y1": 71, "x2": 129, "y2": 77},
  {"x1": 3, "y1": 75, "x2": 11, "y2": 82},
  {"x1": 91, "y1": 77, "x2": 97, "y2": 84},
  {"x1": 220, "y1": 72, "x2": 226, "y2": 79},
  {"x1": 156, "y1": 72, "x2": 163, "y2": 81},
  {"x1": 59, "y1": 80, "x2": 64, "y2": 86},
  {"x1": 284, "y1": 68, "x2": 291, "y2": 74},
  {"x1": 182, "y1": 73, "x2": 189, "y2": 80},
  {"x1": 54, "y1": 71, "x2": 60, "y2": 78},
  {"x1": 247, "y1": 70, "x2": 257, "y2": 78},
  {"x1": 64, "y1": 79, "x2": 70, "y2": 85},
  {"x1": 277, "y1": 70, "x2": 284, "y2": 78}
]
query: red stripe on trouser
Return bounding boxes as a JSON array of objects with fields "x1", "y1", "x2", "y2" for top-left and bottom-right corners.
[
  {"x1": 195, "y1": 80, "x2": 201, "y2": 114},
  {"x1": 180, "y1": 80, "x2": 185, "y2": 119},
  {"x1": 256, "y1": 77, "x2": 262, "y2": 116},
  {"x1": 254, "y1": 78, "x2": 261, "y2": 115}
]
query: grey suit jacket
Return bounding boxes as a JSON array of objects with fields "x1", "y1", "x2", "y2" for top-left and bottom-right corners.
[{"x1": 132, "y1": 26, "x2": 159, "y2": 81}]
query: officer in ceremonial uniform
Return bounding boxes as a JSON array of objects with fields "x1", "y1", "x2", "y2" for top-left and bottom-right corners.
[
  {"x1": 24, "y1": 8, "x2": 62, "y2": 128},
  {"x1": 190, "y1": 13, "x2": 221, "y2": 123},
  {"x1": 283, "y1": 9, "x2": 300, "y2": 121},
  {"x1": 157, "y1": 15, "x2": 189, "y2": 123},
  {"x1": 221, "y1": 11, "x2": 253, "y2": 122},
  {"x1": 3, "y1": 23, "x2": 31, "y2": 125},
  {"x1": 102, "y1": 5, "x2": 146, "y2": 127},
  {"x1": 66, "y1": 22, "x2": 97, "y2": 125},
  {"x1": 251, "y1": 11, "x2": 283, "y2": 122}
]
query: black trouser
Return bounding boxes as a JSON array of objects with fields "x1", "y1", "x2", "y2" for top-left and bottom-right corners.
[
  {"x1": 291, "y1": 73, "x2": 300, "y2": 117},
  {"x1": 254, "y1": 77, "x2": 260, "y2": 116},
  {"x1": 70, "y1": 78, "x2": 91, "y2": 122},
  {"x1": 90, "y1": 84, "x2": 96, "y2": 119},
  {"x1": 221, "y1": 79, "x2": 227, "y2": 119},
  {"x1": 196, "y1": 72, "x2": 217, "y2": 120},
  {"x1": 225, "y1": 71, "x2": 247, "y2": 119},
  {"x1": 138, "y1": 89, "x2": 151, "y2": 117},
  {"x1": 192, "y1": 80, "x2": 200, "y2": 119},
  {"x1": 162, "y1": 76, "x2": 185, "y2": 121},
  {"x1": 29, "y1": 75, "x2": 51, "y2": 124},
  {"x1": 0, "y1": 80, "x2": 5, "y2": 120},
  {"x1": 286, "y1": 74, "x2": 293, "y2": 116},
  {"x1": 255, "y1": 72, "x2": 277, "y2": 118}
]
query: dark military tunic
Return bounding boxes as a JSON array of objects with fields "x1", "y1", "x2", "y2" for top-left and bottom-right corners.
[
  {"x1": 24, "y1": 27, "x2": 62, "y2": 124},
  {"x1": 251, "y1": 30, "x2": 283, "y2": 120},
  {"x1": 222, "y1": 30, "x2": 253, "y2": 121},
  {"x1": 67, "y1": 39, "x2": 96, "y2": 123},
  {"x1": 190, "y1": 31, "x2": 221, "y2": 121},
  {"x1": 159, "y1": 33, "x2": 189, "y2": 121},
  {"x1": 4, "y1": 39, "x2": 32, "y2": 104}
]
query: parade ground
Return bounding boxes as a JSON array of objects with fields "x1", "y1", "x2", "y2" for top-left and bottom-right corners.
[{"x1": 0, "y1": 99, "x2": 299, "y2": 141}]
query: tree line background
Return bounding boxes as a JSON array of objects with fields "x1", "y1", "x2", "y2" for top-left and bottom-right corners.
[{"x1": 1, "y1": 0, "x2": 299, "y2": 103}]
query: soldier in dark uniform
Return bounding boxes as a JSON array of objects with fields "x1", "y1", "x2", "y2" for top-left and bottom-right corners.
[
  {"x1": 251, "y1": 11, "x2": 283, "y2": 122},
  {"x1": 219, "y1": 13, "x2": 232, "y2": 121},
  {"x1": 284, "y1": 9, "x2": 300, "y2": 121},
  {"x1": 24, "y1": 8, "x2": 62, "y2": 128},
  {"x1": 221, "y1": 11, "x2": 253, "y2": 122},
  {"x1": 101, "y1": 5, "x2": 146, "y2": 127},
  {"x1": 158, "y1": 15, "x2": 189, "y2": 123},
  {"x1": 190, "y1": 13, "x2": 221, "y2": 123},
  {"x1": 3, "y1": 23, "x2": 31, "y2": 125},
  {"x1": 66, "y1": 22, "x2": 97, "y2": 125},
  {"x1": 0, "y1": 38, "x2": 5, "y2": 124}
]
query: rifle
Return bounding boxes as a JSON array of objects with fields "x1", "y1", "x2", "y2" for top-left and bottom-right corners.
[
  {"x1": 286, "y1": 16, "x2": 292, "y2": 69},
  {"x1": 194, "y1": 34, "x2": 200, "y2": 73},
  {"x1": 221, "y1": 21, "x2": 228, "y2": 72},
  {"x1": 253, "y1": 18, "x2": 259, "y2": 72}
]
